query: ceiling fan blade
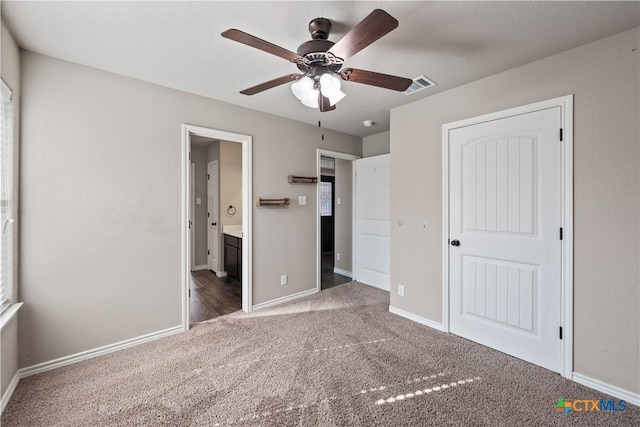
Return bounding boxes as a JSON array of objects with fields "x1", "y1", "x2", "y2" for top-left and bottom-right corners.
[
  {"x1": 340, "y1": 68, "x2": 412, "y2": 92},
  {"x1": 222, "y1": 29, "x2": 304, "y2": 63},
  {"x1": 240, "y1": 74, "x2": 303, "y2": 95},
  {"x1": 327, "y1": 9, "x2": 398, "y2": 61},
  {"x1": 318, "y1": 93, "x2": 336, "y2": 112}
]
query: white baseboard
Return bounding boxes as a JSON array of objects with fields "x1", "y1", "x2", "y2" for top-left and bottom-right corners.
[
  {"x1": 1, "y1": 325, "x2": 183, "y2": 414},
  {"x1": 1, "y1": 371, "x2": 20, "y2": 413},
  {"x1": 572, "y1": 372, "x2": 640, "y2": 407},
  {"x1": 252, "y1": 288, "x2": 318, "y2": 311},
  {"x1": 192, "y1": 265, "x2": 208, "y2": 271},
  {"x1": 389, "y1": 306, "x2": 445, "y2": 332},
  {"x1": 333, "y1": 267, "x2": 352, "y2": 278},
  {"x1": 20, "y1": 325, "x2": 183, "y2": 378}
]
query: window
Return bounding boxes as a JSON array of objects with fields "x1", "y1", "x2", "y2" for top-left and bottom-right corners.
[
  {"x1": 0, "y1": 79, "x2": 15, "y2": 314},
  {"x1": 320, "y1": 181, "x2": 333, "y2": 216}
]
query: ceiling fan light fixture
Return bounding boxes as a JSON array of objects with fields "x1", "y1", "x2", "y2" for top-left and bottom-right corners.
[
  {"x1": 319, "y1": 74, "x2": 346, "y2": 106},
  {"x1": 291, "y1": 76, "x2": 320, "y2": 108},
  {"x1": 291, "y1": 76, "x2": 314, "y2": 101},
  {"x1": 301, "y1": 89, "x2": 320, "y2": 108}
]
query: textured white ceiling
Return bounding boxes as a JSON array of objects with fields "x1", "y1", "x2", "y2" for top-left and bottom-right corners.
[{"x1": 3, "y1": 1, "x2": 639, "y2": 137}]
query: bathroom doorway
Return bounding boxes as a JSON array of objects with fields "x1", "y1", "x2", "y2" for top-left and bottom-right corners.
[{"x1": 182, "y1": 125, "x2": 252, "y2": 329}]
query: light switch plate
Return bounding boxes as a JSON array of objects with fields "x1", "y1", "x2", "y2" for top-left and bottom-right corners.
[
  {"x1": 298, "y1": 196, "x2": 307, "y2": 205},
  {"x1": 336, "y1": 197, "x2": 341, "y2": 205},
  {"x1": 196, "y1": 197, "x2": 202, "y2": 205}
]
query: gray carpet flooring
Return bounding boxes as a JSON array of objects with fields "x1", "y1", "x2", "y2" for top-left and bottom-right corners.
[{"x1": 3, "y1": 282, "x2": 639, "y2": 426}]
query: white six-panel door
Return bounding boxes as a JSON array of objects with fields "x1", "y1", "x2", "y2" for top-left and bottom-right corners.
[
  {"x1": 354, "y1": 154, "x2": 390, "y2": 291},
  {"x1": 449, "y1": 107, "x2": 562, "y2": 373}
]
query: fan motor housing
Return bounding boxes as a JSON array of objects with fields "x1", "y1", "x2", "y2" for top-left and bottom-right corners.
[
  {"x1": 296, "y1": 40, "x2": 342, "y2": 74},
  {"x1": 296, "y1": 39, "x2": 334, "y2": 57},
  {"x1": 295, "y1": 18, "x2": 343, "y2": 75}
]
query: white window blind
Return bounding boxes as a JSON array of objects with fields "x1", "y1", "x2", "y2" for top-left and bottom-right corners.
[{"x1": 0, "y1": 79, "x2": 15, "y2": 314}]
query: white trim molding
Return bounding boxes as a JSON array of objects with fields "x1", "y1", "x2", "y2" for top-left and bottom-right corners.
[
  {"x1": 192, "y1": 265, "x2": 208, "y2": 271},
  {"x1": 19, "y1": 326, "x2": 182, "y2": 378},
  {"x1": 182, "y1": 124, "x2": 253, "y2": 331},
  {"x1": 1, "y1": 78, "x2": 13, "y2": 100},
  {"x1": 0, "y1": 371, "x2": 20, "y2": 413},
  {"x1": 572, "y1": 373, "x2": 640, "y2": 407},
  {"x1": 0, "y1": 325, "x2": 183, "y2": 414},
  {"x1": 333, "y1": 267, "x2": 352, "y2": 278},
  {"x1": 441, "y1": 95, "x2": 574, "y2": 379},
  {"x1": 252, "y1": 288, "x2": 318, "y2": 311},
  {"x1": 0, "y1": 302, "x2": 23, "y2": 332},
  {"x1": 389, "y1": 306, "x2": 445, "y2": 332}
]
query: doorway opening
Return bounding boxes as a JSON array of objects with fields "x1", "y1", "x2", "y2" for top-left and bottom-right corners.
[
  {"x1": 316, "y1": 150, "x2": 359, "y2": 291},
  {"x1": 182, "y1": 125, "x2": 252, "y2": 330}
]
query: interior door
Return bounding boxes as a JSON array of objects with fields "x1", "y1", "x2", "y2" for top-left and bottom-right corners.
[
  {"x1": 448, "y1": 107, "x2": 562, "y2": 373},
  {"x1": 354, "y1": 154, "x2": 390, "y2": 291},
  {"x1": 207, "y1": 161, "x2": 219, "y2": 272}
]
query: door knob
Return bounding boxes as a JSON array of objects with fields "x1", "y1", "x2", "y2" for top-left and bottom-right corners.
[
  {"x1": 450, "y1": 239, "x2": 460, "y2": 246},
  {"x1": 212, "y1": 222, "x2": 217, "y2": 226}
]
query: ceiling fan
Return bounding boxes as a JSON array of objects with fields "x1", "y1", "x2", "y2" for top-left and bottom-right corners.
[{"x1": 221, "y1": 9, "x2": 413, "y2": 112}]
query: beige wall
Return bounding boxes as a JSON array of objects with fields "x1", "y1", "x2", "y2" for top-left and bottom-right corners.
[
  {"x1": 362, "y1": 131, "x2": 390, "y2": 157},
  {"x1": 334, "y1": 158, "x2": 352, "y2": 273},
  {"x1": 191, "y1": 146, "x2": 208, "y2": 267},
  {"x1": 0, "y1": 20, "x2": 21, "y2": 398},
  {"x1": 219, "y1": 140, "x2": 242, "y2": 228},
  {"x1": 390, "y1": 27, "x2": 639, "y2": 393},
  {"x1": 19, "y1": 52, "x2": 361, "y2": 367}
]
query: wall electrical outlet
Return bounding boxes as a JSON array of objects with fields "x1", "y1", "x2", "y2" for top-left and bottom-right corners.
[
  {"x1": 398, "y1": 285, "x2": 405, "y2": 297},
  {"x1": 336, "y1": 253, "x2": 341, "y2": 261},
  {"x1": 281, "y1": 275, "x2": 288, "y2": 286}
]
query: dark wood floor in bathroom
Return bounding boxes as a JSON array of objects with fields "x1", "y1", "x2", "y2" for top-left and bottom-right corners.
[
  {"x1": 191, "y1": 254, "x2": 350, "y2": 323},
  {"x1": 190, "y1": 270, "x2": 242, "y2": 323},
  {"x1": 321, "y1": 251, "x2": 352, "y2": 290}
]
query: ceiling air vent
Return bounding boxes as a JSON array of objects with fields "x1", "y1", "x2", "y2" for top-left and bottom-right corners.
[{"x1": 404, "y1": 75, "x2": 436, "y2": 95}]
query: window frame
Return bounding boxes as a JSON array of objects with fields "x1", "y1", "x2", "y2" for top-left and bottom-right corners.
[{"x1": 0, "y1": 78, "x2": 16, "y2": 314}]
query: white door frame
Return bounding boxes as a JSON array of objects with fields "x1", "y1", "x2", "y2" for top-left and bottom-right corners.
[
  {"x1": 182, "y1": 124, "x2": 253, "y2": 330},
  {"x1": 190, "y1": 162, "x2": 195, "y2": 270},
  {"x1": 441, "y1": 95, "x2": 573, "y2": 378},
  {"x1": 316, "y1": 149, "x2": 360, "y2": 292},
  {"x1": 207, "y1": 160, "x2": 220, "y2": 273}
]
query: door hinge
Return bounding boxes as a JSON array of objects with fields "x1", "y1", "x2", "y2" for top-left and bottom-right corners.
[
  {"x1": 559, "y1": 326, "x2": 563, "y2": 340},
  {"x1": 207, "y1": 173, "x2": 210, "y2": 180},
  {"x1": 188, "y1": 220, "x2": 191, "y2": 229},
  {"x1": 559, "y1": 227, "x2": 563, "y2": 240},
  {"x1": 208, "y1": 212, "x2": 210, "y2": 218},
  {"x1": 189, "y1": 289, "x2": 191, "y2": 298},
  {"x1": 559, "y1": 128, "x2": 563, "y2": 141},
  {"x1": 207, "y1": 250, "x2": 210, "y2": 255}
]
